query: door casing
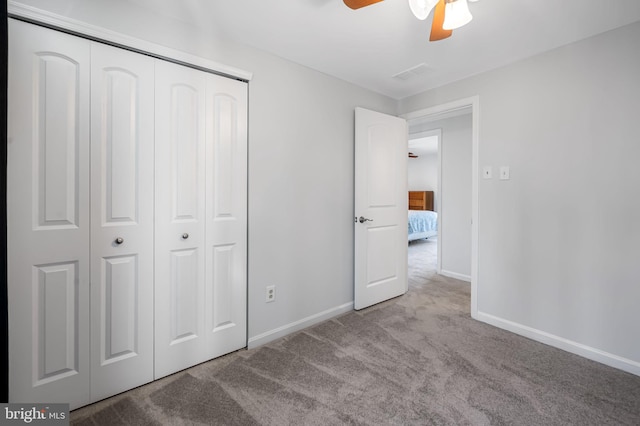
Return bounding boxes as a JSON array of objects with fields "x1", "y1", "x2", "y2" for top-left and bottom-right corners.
[{"x1": 401, "y1": 96, "x2": 479, "y2": 319}]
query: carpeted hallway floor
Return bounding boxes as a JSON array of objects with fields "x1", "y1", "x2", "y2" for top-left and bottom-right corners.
[{"x1": 71, "y1": 238, "x2": 640, "y2": 425}]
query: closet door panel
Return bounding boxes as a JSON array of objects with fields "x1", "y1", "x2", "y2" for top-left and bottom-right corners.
[
  {"x1": 155, "y1": 60, "x2": 207, "y2": 379},
  {"x1": 90, "y1": 42, "x2": 155, "y2": 401},
  {"x1": 34, "y1": 262, "x2": 79, "y2": 378},
  {"x1": 169, "y1": 249, "x2": 200, "y2": 341},
  {"x1": 205, "y1": 77, "x2": 248, "y2": 357},
  {"x1": 7, "y1": 20, "x2": 91, "y2": 409}
]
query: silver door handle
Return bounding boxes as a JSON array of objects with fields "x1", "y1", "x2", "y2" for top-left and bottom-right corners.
[
  {"x1": 182, "y1": 233, "x2": 189, "y2": 239},
  {"x1": 358, "y1": 216, "x2": 373, "y2": 223},
  {"x1": 115, "y1": 237, "x2": 124, "y2": 245}
]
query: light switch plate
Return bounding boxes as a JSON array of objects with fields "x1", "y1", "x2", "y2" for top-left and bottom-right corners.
[
  {"x1": 482, "y1": 166, "x2": 492, "y2": 179},
  {"x1": 500, "y1": 166, "x2": 510, "y2": 180}
]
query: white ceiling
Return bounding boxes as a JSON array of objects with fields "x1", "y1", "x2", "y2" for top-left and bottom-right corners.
[{"x1": 128, "y1": 0, "x2": 640, "y2": 100}]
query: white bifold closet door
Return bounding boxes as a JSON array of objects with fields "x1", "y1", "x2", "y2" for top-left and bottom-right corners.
[
  {"x1": 154, "y1": 60, "x2": 208, "y2": 377},
  {"x1": 89, "y1": 43, "x2": 155, "y2": 401},
  {"x1": 203, "y1": 69, "x2": 248, "y2": 361},
  {"x1": 154, "y1": 61, "x2": 247, "y2": 379},
  {"x1": 7, "y1": 20, "x2": 92, "y2": 407},
  {"x1": 8, "y1": 18, "x2": 247, "y2": 408},
  {"x1": 7, "y1": 21, "x2": 156, "y2": 406}
]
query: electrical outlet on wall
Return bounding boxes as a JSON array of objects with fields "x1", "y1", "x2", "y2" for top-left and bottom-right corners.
[
  {"x1": 500, "y1": 166, "x2": 510, "y2": 180},
  {"x1": 266, "y1": 285, "x2": 276, "y2": 303}
]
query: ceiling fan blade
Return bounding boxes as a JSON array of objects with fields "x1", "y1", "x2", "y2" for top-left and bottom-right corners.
[
  {"x1": 343, "y1": 0, "x2": 384, "y2": 10},
  {"x1": 429, "y1": 0, "x2": 453, "y2": 41}
]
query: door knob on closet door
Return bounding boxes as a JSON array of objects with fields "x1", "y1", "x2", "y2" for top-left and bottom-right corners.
[
  {"x1": 182, "y1": 233, "x2": 189, "y2": 239},
  {"x1": 115, "y1": 237, "x2": 124, "y2": 245},
  {"x1": 358, "y1": 216, "x2": 373, "y2": 223}
]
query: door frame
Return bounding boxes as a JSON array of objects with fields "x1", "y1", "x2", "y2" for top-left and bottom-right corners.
[
  {"x1": 401, "y1": 96, "x2": 479, "y2": 319},
  {"x1": 1, "y1": 0, "x2": 8, "y2": 403}
]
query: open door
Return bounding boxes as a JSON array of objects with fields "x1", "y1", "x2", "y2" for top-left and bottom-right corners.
[{"x1": 354, "y1": 107, "x2": 408, "y2": 310}]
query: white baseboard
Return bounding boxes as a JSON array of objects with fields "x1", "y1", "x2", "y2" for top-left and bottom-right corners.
[
  {"x1": 477, "y1": 311, "x2": 640, "y2": 377},
  {"x1": 247, "y1": 302, "x2": 354, "y2": 349},
  {"x1": 439, "y1": 269, "x2": 471, "y2": 282}
]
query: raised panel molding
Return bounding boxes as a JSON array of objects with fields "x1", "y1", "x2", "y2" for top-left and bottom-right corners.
[
  {"x1": 170, "y1": 249, "x2": 200, "y2": 343},
  {"x1": 366, "y1": 226, "x2": 398, "y2": 287},
  {"x1": 171, "y1": 85, "x2": 200, "y2": 222},
  {"x1": 102, "y1": 68, "x2": 139, "y2": 225},
  {"x1": 101, "y1": 255, "x2": 138, "y2": 364},
  {"x1": 212, "y1": 244, "x2": 235, "y2": 331},
  {"x1": 35, "y1": 54, "x2": 80, "y2": 229},
  {"x1": 367, "y1": 124, "x2": 397, "y2": 208},
  {"x1": 33, "y1": 262, "x2": 79, "y2": 385},
  {"x1": 213, "y1": 95, "x2": 236, "y2": 218}
]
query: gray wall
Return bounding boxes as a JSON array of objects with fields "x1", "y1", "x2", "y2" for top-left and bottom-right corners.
[
  {"x1": 399, "y1": 22, "x2": 640, "y2": 370},
  {"x1": 13, "y1": 0, "x2": 397, "y2": 345},
  {"x1": 439, "y1": 115, "x2": 471, "y2": 279}
]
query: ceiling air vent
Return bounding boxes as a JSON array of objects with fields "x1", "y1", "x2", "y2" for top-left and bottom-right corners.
[{"x1": 392, "y1": 63, "x2": 432, "y2": 81}]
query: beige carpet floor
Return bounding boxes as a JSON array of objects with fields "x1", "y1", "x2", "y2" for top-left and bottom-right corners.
[{"x1": 71, "y1": 237, "x2": 640, "y2": 425}]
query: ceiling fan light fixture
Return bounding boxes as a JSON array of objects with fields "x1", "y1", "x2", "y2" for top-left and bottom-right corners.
[
  {"x1": 442, "y1": 0, "x2": 473, "y2": 30},
  {"x1": 408, "y1": 0, "x2": 439, "y2": 20},
  {"x1": 429, "y1": 0, "x2": 453, "y2": 42}
]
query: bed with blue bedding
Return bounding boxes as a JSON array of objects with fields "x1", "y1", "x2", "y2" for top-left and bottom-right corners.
[{"x1": 408, "y1": 210, "x2": 438, "y2": 241}]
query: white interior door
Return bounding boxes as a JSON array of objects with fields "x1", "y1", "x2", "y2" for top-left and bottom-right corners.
[
  {"x1": 354, "y1": 107, "x2": 408, "y2": 310},
  {"x1": 154, "y1": 59, "x2": 208, "y2": 379},
  {"x1": 90, "y1": 42, "x2": 155, "y2": 400},
  {"x1": 204, "y1": 76, "x2": 248, "y2": 359},
  {"x1": 7, "y1": 20, "x2": 91, "y2": 407}
]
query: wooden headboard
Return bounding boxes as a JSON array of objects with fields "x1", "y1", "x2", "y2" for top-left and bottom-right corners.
[{"x1": 408, "y1": 191, "x2": 434, "y2": 211}]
